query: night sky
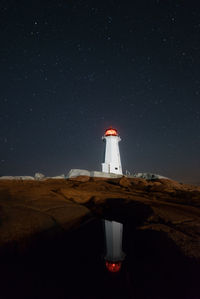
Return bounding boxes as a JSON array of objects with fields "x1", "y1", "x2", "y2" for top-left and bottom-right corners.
[{"x1": 0, "y1": 0, "x2": 200, "y2": 184}]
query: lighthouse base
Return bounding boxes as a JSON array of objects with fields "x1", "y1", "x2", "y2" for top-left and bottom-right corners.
[{"x1": 102, "y1": 163, "x2": 122, "y2": 175}]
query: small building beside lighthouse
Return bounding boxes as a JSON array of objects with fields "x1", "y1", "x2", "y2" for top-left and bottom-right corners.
[{"x1": 102, "y1": 128, "x2": 122, "y2": 175}]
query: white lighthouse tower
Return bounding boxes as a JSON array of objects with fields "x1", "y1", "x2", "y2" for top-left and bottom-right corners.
[
  {"x1": 102, "y1": 128, "x2": 122, "y2": 175},
  {"x1": 102, "y1": 127, "x2": 125, "y2": 272}
]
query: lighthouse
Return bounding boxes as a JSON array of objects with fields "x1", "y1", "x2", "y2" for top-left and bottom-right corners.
[
  {"x1": 102, "y1": 127, "x2": 125, "y2": 272},
  {"x1": 102, "y1": 128, "x2": 122, "y2": 175}
]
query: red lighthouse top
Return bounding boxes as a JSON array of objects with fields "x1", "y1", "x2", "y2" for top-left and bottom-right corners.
[{"x1": 105, "y1": 127, "x2": 118, "y2": 136}]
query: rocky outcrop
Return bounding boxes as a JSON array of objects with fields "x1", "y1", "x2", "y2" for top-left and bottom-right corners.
[
  {"x1": 0, "y1": 177, "x2": 199, "y2": 299},
  {"x1": 34, "y1": 172, "x2": 45, "y2": 180},
  {"x1": 130, "y1": 172, "x2": 168, "y2": 180},
  {"x1": 67, "y1": 169, "x2": 168, "y2": 180},
  {"x1": 67, "y1": 169, "x2": 91, "y2": 178},
  {"x1": 0, "y1": 176, "x2": 35, "y2": 180},
  {"x1": 67, "y1": 168, "x2": 122, "y2": 178},
  {"x1": 0, "y1": 179, "x2": 91, "y2": 255},
  {"x1": 0, "y1": 177, "x2": 199, "y2": 258}
]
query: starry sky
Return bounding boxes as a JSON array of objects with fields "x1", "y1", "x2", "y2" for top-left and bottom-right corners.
[{"x1": 0, "y1": 0, "x2": 200, "y2": 184}]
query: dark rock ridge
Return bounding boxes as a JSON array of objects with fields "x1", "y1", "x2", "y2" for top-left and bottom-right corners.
[{"x1": 0, "y1": 177, "x2": 199, "y2": 299}]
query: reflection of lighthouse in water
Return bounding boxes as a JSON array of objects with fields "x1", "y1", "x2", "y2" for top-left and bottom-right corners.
[
  {"x1": 104, "y1": 219, "x2": 125, "y2": 272},
  {"x1": 102, "y1": 128, "x2": 125, "y2": 272}
]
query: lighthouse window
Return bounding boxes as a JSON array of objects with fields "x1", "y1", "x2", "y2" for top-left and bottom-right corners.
[{"x1": 115, "y1": 167, "x2": 118, "y2": 170}]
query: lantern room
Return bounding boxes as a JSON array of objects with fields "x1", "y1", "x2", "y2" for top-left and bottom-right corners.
[{"x1": 105, "y1": 128, "x2": 118, "y2": 137}]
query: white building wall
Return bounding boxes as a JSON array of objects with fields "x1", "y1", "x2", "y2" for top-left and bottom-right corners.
[{"x1": 102, "y1": 135, "x2": 122, "y2": 175}]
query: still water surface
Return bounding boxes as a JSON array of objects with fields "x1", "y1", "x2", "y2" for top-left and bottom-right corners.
[{"x1": 0, "y1": 217, "x2": 198, "y2": 299}]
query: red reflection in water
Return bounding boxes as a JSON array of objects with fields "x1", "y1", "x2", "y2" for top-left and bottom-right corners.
[{"x1": 105, "y1": 261, "x2": 122, "y2": 273}]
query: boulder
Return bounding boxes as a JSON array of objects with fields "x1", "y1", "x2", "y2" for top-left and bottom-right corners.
[
  {"x1": 35, "y1": 173, "x2": 45, "y2": 180},
  {"x1": 67, "y1": 169, "x2": 91, "y2": 178},
  {"x1": 0, "y1": 176, "x2": 34, "y2": 180},
  {"x1": 0, "y1": 176, "x2": 16, "y2": 180},
  {"x1": 131, "y1": 172, "x2": 168, "y2": 180},
  {"x1": 50, "y1": 174, "x2": 66, "y2": 179}
]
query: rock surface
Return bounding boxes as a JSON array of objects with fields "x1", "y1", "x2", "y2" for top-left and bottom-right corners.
[
  {"x1": 131, "y1": 172, "x2": 168, "y2": 180},
  {"x1": 0, "y1": 175, "x2": 35, "y2": 180},
  {"x1": 0, "y1": 177, "x2": 199, "y2": 258},
  {"x1": 0, "y1": 177, "x2": 199, "y2": 299},
  {"x1": 67, "y1": 168, "x2": 123, "y2": 178},
  {"x1": 34, "y1": 172, "x2": 45, "y2": 180}
]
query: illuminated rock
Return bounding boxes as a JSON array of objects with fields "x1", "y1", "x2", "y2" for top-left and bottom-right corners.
[
  {"x1": 0, "y1": 176, "x2": 34, "y2": 180},
  {"x1": 132, "y1": 172, "x2": 168, "y2": 180},
  {"x1": 35, "y1": 173, "x2": 45, "y2": 180},
  {"x1": 67, "y1": 169, "x2": 122, "y2": 179},
  {"x1": 67, "y1": 169, "x2": 90, "y2": 178}
]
